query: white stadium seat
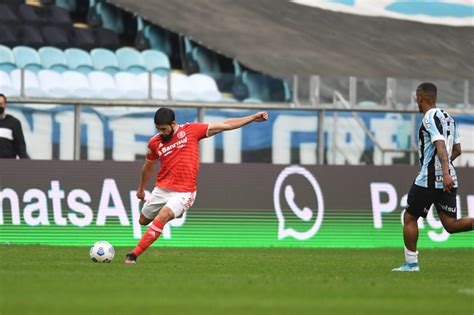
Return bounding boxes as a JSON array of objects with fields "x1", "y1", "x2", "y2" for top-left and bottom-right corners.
[
  {"x1": 38, "y1": 69, "x2": 70, "y2": 98},
  {"x1": 0, "y1": 70, "x2": 20, "y2": 97},
  {"x1": 114, "y1": 72, "x2": 147, "y2": 99},
  {"x1": 87, "y1": 71, "x2": 122, "y2": 99},
  {"x1": 10, "y1": 69, "x2": 44, "y2": 97},
  {"x1": 170, "y1": 73, "x2": 196, "y2": 101},
  {"x1": 137, "y1": 72, "x2": 168, "y2": 100},
  {"x1": 62, "y1": 71, "x2": 95, "y2": 98},
  {"x1": 188, "y1": 73, "x2": 222, "y2": 102}
]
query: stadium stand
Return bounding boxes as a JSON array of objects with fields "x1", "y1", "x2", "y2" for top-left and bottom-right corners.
[
  {"x1": 115, "y1": 71, "x2": 147, "y2": 99},
  {"x1": 141, "y1": 49, "x2": 171, "y2": 75},
  {"x1": 41, "y1": 25, "x2": 70, "y2": 49},
  {"x1": 0, "y1": 45, "x2": 17, "y2": 73},
  {"x1": 11, "y1": 68, "x2": 44, "y2": 97},
  {"x1": 64, "y1": 48, "x2": 95, "y2": 73},
  {"x1": 62, "y1": 70, "x2": 95, "y2": 98},
  {"x1": 37, "y1": 69, "x2": 70, "y2": 97},
  {"x1": 0, "y1": 3, "x2": 21, "y2": 24},
  {"x1": 115, "y1": 47, "x2": 146, "y2": 73},
  {"x1": 0, "y1": 0, "x2": 294, "y2": 102},
  {"x1": 38, "y1": 46, "x2": 69, "y2": 72},
  {"x1": 137, "y1": 72, "x2": 167, "y2": 99},
  {"x1": 170, "y1": 72, "x2": 196, "y2": 101},
  {"x1": 0, "y1": 70, "x2": 19, "y2": 97},
  {"x1": 70, "y1": 27, "x2": 97, "y2": 51},
  {"x1": 189, "y1": 73, "x2": 222, "y2": 102},
  {"x1": 13, "y1": 46, "x2": 43, "y2": 72},
  {"x1": 87, "y1": 70, "x2": 122, "y2": 98},
  {"x1": 90, "y1": 48, "x2": 120, "y2": 74},
  {"x1": 108, "y1": 0, "x2": 474, "y2": 81},
  {"x1": 0, "y1": 24, "x2": 20, "y2": 48}
]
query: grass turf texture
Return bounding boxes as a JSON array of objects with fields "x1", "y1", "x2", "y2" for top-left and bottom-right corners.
[{"x1": 1, "y1": 246, "x2": 473, "y2": 315}]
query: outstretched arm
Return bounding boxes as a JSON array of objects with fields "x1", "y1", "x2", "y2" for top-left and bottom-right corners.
[{"x1": 207, "y1": 112, "x2": 268, "y2": 137}]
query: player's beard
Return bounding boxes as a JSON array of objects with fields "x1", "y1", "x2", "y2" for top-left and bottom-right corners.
[{"x1": 161, "y1": 129, "x2": 175, "y2": 142}]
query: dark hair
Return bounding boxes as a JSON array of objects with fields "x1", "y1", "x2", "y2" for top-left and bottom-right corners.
[
  {"x1": 154, "y1": 107, "x2": 175, "y2": 125},
  {"x1": 416, "y1": 82, "x2": 437, "y2": 97},
  {"x1": 0, "y1": 93, "x2": 6, "y2": 102}
]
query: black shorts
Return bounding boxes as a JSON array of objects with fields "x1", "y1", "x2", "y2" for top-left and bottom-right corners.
[{"x1": 406, "y1": 184, "x2": 457, "y2": 219}]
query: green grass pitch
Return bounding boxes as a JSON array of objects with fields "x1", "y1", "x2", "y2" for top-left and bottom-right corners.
[{"x1": 1, "y1": 246, "x2": 473, "y2": 315}]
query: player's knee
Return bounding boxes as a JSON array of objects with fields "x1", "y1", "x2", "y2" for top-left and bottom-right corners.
[
  {"x1": 443, "y1": 223, "x2": 457, "y2": 234},
  {"x1": 139, "y1": 217, "x2": 151, "y2": 226},
  {"x1": 444, "y1": 226, "x2": 455, "y2": 234}
]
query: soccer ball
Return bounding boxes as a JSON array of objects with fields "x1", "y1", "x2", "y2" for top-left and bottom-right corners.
[{"x1": 89, "y1": 241, "x2": 115, "y2": 263}]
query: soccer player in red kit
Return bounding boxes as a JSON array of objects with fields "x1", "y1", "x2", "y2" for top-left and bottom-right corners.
[{"x1": 125, "y1": 107, "x2": 268, "y2": 264}]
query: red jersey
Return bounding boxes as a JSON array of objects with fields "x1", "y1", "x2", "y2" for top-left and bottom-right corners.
[{"x1": 146, "y1": 123, "x2": 209, "y2": 192}]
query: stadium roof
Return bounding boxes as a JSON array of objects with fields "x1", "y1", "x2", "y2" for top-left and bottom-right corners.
[{"x1": 110, "y1": 0, "x2": 474, "y2": 80}]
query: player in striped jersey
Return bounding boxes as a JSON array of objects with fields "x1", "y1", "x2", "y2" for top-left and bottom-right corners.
[
  {"x1": 125, "y1": 108, "x2": 268, "y2": 264},
  {"x1": 393, "y1": 83, "x2": 473, "y2": 272}
]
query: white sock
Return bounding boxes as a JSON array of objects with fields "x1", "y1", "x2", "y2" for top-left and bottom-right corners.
[{"x1": 404, "y1": 246, "x2": 418, "y2": 264}]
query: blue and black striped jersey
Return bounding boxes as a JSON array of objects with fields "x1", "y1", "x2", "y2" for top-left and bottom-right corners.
[{"x1": 415, "y1": 108, "x2": 460, "y2": 189}]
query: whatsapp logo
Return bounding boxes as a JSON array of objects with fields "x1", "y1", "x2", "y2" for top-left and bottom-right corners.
[{"x1": 273, "y1": 165, "x2": 324, "y2": 240}]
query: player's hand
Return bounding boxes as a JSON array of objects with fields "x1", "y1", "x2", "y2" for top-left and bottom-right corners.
[
  {"x1": 254, "y1": 112, "x2": 268, "y2": 122},
  {"x1": 136, "y1": 189, "x2": 146, "y2": 201},
  {"x1": 443, "y1": 174, "x2": 454, "y2": 193}
]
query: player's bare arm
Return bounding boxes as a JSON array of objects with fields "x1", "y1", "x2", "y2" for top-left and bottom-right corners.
[
  {"x1": 451, "y1": 143, "x2": 461, "y2": 162},
  {"x1": 137, "y1": 159, "x2": 158, "y2": 200},
  {"x1": 434, "y1": 140, "x2": 454, "y2": 193},
  {"x1": 207, "y1": 112, "x2": 268, "y2": 137}
]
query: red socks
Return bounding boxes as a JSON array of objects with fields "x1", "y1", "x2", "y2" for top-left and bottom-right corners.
[{"x1": 131, "y1": 220, "x2": 164, "y2": 257}]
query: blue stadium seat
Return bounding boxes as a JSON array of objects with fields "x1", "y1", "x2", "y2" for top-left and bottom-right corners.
[
  {"x1": 143, "y1": 24, "x2": 173, "y2": 57},
  {"x1": 64, "y1": 48, "x2": 94, "y2": 73},
  {"x1": 0, "y1": 45, "x2": 17, "y2": 73},
  {"x1": 242, "y1": 71, "x2": 269, "y2": 102},
  {"x1": 38, "y1": 46, "x2": 68, "y2": 73},
  {"x1": 183, "y1": 37, "x2": 194, "y2": 55},
  {"x1": 243, "y1": 98, "x2": 263, "y2": 103},
  {"x1": 90, "y1": 1, "x2": 124, "y2": 34},
  {"x1": 12, "y1": 46, "x2": 43, "y2": 73},
  {"x1": 55, "y1": 0, "x2": 77, "y2": 12},
  {"x1": 90, "y1": 48, "x2": 119, "y2": 74},
  {"x1": 191, "y1": 46, "x2": 222, "y2": 82},
  {"x1": 115, "y1": 47, "x2": 146, "y2": 74},
  {"x1": 141, "y1": 49, "x2": 170, "y2": 75},
  {"x1": 358, "y1": 101, "x2": 378, "y2": 108}
]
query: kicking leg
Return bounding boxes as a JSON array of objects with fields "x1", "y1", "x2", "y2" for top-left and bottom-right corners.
[
  {"x1": 437, "y1": 210, "x2": 474, "y2": 234},
  {"x1": 125, "y1": 207, "x2": 175, "y2": 264}
]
